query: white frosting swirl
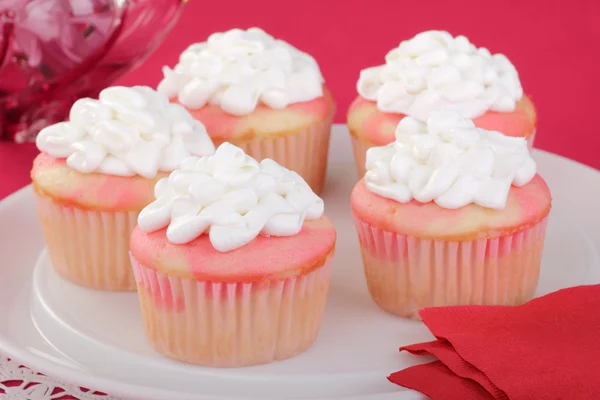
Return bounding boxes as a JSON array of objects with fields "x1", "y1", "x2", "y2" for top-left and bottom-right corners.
[
  {"x1": 138, "y1": 142, "x2": 324, "y2": 252},
  {"x1": 365, "y1": 111, "x2": 536, "y2": 210},
  {"x1": 36, "y1": 86, "x2": 215, "y2": 178},
  {"x1": 157, "y1": 27, "x2": 324, "y2": 115},
  {"x1": 357, "y1": 30, "x2": 523, "y2": 121}
]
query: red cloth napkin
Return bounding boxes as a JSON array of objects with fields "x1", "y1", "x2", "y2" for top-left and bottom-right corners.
[{"x1": 388, "y1": 285, "x2": 600, "y2": 400}]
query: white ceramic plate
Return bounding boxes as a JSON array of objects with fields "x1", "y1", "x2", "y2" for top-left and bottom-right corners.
[{"x1": 1, "y1": 125, "x2": 599, "y2": 400}]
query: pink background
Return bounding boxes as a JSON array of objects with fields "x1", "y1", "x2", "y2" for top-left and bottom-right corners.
[{"x1": 1, "y1": 0, "x2": 598, "y2": 199}]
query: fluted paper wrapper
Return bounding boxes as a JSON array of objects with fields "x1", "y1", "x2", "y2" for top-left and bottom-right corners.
[
  {"x1": 350, "y1": 136, "x2": 370, "y2": 179},
  {"x1": 35, "y1": 193, "x2": 138, "y2": 291},
  {"x1": 131, "y1": 257, "x2": 333, "y2": 367},
  {"x1": 354, "y1": 215, "x2": 549, "y2": 319},
  {"x1": 350, "y1": 129, "x2": 536, "y2": 179},
  {"x1": 233, "y1": 111, "x2": 334, "y2": 195}
]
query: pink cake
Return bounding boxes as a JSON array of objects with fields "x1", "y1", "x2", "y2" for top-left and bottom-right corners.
[
  {"x1": 157, "y1": 27, "x2": 336, "y2": 194},
  {"x1": 130, "y1": 143, "x2": 337, "y2": 367},
  {"x1": 348, "y1": 30, "x2": 536, "y2": 178},
  {"x1": 351, "y1": 111, "x2": 551, "y2": 319},
  {"x1": 31, "y1": 86, "x2": 215, "y2": 291}
]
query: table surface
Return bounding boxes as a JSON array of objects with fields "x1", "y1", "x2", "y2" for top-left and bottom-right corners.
[{"x1": 1, "y1": 0, "x2": 598, "y2": 200}]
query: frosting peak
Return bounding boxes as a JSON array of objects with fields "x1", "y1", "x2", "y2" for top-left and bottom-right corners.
[
  {"x1": 364, "y1": 111, "x2": 536, "y2": 210},
  {"x1": 157, "y1": 27, "x2": 324, "y2": 115},
  {"x1": 138, "y1": 142, "x2": 324, "y2": 252},
  {"x1": 357, "y1": 30, "x2": 523, "y2": 121},
  {"x1": 36, "y1": 86, "x2": 215, "y2": 178}
]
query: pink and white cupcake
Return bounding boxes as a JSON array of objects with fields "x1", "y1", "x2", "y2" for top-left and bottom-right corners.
[
  {"x1": 130, "y1": 142, "x2": 336, "y2": 367},
  {"x1": 348, "y1": 30, "x2": 536, "y2": 178},
  {"x1": 351, "y1": 111, "x2": 551, "y2": 319},
  {"x1": 157, "y1": 27, "x2": 335, "y2": 194},
  {"x1": 31, "y1": 86, "x2": 215, "y2": 291}
]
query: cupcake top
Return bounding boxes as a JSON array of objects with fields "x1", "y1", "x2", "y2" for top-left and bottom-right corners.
[
  {"x1": 157, "y1": 27, "x2": 325, "y2": 115},
  {"x1": 35, "y1": 86, "x2": 215, "y2": 179},
  {"x1": 137, "y1": 142, "x2": 324, "y2": 252},
  {"x1": 365, "y1": 111, "x2": 536, "y2": 210},
  {"x1": 357, "y1": 30, "x2": 523, "y2": 121}
]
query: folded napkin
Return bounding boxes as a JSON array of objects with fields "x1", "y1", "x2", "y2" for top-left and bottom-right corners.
[{"x1": 388, "y1": 285, "x2": 600, "y2": 400}]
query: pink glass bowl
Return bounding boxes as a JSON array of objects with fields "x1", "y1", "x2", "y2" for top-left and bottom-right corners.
[{"x1": 0, "y1": 0, "x2": 185, "y2": 142}]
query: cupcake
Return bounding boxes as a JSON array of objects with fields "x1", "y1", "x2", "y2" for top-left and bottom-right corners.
[
  {"x1": 157, "y1": 27, "x2": 335, "y2": 194},
  {"x1": 32, "y1": 86, "x2": 215, "y2": 291},
  {"x1": 130, "y1": 142, "x2": 336, "y2": 367},
  {"x1": 351, "y1": 111, "x2": 551, "y2": 319},
  {"x1": 348, "y1": 30, "x2": 536, "y2": 178}
]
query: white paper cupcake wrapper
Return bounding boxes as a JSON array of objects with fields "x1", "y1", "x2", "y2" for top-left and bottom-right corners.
[
  {"x1": 354, "y1": 215, "x2": 549, "y2": 319},
  {"x1": 131, "y1": 256, "x2": 333, "y2": 367},
  {"x1": 35, "y1": 193, "x2": 138, "y2": 291},
  {"x1": 234, "y1": 110, "x2": 334, "y2": 194}
]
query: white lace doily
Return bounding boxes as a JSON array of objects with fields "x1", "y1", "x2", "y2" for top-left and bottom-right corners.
[{"x1": 0, "y1": 356, "x2": 121, "y2": 400}]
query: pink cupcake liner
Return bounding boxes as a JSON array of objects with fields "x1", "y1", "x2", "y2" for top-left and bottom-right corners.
[
  {"x1": 131, "y1": 256, "x2": 333, "y2": 367},
  {"x1": 350, "y1": 136, "x2": 369, "y2": 179},
  {"x1": 354, "y1": 215, "x2": 549, "y2": 319},
  {"x1": 351, "y1": 129, "x2": 537, "y2": 179},
  {"x1": 235, "y1": 110, "x2": 334, "y2": 195},
  {"x1": 35, "y1": 192, "x2": 138, "y2": 291}
]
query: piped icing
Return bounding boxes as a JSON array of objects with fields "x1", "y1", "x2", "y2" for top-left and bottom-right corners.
[
  {"x1": 364, "y1": 111, "x2": 536, "y2": 210},
  {"x1": 36, "y1": 86, "x2": 215, "y2": 179},
  {"x1": 157, "y1": 27, "x2": 325, "y2": 115},
  {"x1": 357, "y1": 30, "x2": 523, "y2": 121},
  {"x1": 137, "y1": 142, "x2": 324, "y2": 252}
]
